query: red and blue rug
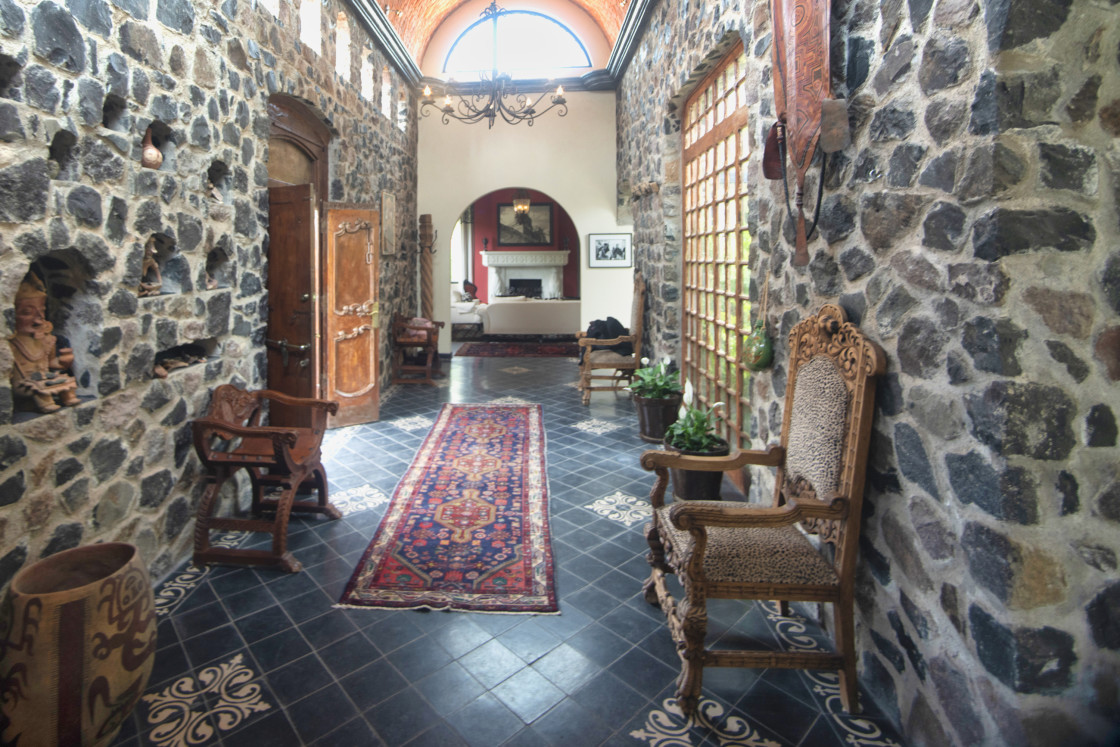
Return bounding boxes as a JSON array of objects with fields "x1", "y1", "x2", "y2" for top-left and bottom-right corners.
[
  {"x1": 339, "y1": 404, "x2": 558, "y2": 613},
  {"x1": 455, "y1": 341, "x2": 579, "y2": 357}
]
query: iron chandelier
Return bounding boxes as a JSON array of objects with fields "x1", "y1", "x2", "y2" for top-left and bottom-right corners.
[{"x1": 419, "y1": 1, "x2": 568, "y2": 129}]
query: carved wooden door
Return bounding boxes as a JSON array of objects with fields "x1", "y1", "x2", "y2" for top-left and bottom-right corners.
[
  {"x1": 323, "y1": 204, "x2": 380, "y2": 427},
  {"x1": 266, "y1": 184, "x2": 320, "y2": 427}
]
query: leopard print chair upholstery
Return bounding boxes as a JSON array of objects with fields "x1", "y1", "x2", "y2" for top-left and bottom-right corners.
[{"x1": 640, "y1": 304, "x2": 885, "y2": 716}]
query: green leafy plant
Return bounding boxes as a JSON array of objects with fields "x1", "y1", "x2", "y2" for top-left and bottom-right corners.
[
  {"x1": 629, "y1": 358, "x2": 683, "y2": 400},
  {"x1": 663, "y1": 401, "x2": 726, "y2": 452}
]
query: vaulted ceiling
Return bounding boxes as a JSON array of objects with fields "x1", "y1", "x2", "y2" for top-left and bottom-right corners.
[{"x1": 380, "y1": 0, "x2": 629, "y2": 65}]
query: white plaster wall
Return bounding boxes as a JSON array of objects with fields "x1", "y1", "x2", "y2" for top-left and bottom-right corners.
[{"x1": 418, "y1": 89, "x2": 633, "y2": 353}]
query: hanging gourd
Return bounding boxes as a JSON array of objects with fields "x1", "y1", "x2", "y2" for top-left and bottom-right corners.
[{"x1": 743, "y1": 271, "x2": 773, "y2": 372}]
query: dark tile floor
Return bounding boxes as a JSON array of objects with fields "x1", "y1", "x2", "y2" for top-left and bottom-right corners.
[{"x1": 115, "y1": 354, "x2": 905, "y2": 746}]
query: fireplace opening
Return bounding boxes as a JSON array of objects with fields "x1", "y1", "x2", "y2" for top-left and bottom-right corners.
[{"x1": 508, "y1": 279, "x2": 542, "y2": 298}]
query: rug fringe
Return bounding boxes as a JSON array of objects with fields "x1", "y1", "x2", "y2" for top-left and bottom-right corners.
[{"x1": 332, "y1": 602, "x2": 561, "y2": 615}]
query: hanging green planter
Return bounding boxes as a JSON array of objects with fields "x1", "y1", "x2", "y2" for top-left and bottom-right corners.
[{"x1": 742, "y1": 320, "x2": 773, "y2": 371}]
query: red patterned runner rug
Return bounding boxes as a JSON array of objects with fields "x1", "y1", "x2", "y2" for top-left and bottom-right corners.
[{"x1": 338, "y1": 404, "x2": 558, "y2": 613}]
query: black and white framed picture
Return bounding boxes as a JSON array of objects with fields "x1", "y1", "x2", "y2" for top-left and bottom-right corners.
[
  {"x1": 588, "y1": 234, "x2": 633, "y2": 268},
  {"x1": 497, "y1": 204, "x2": 552, "y2": 245}
]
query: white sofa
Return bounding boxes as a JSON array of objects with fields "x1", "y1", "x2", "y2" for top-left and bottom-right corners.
[{"x1": 477, "y1": 297, "x2": 581, "y2": 336}]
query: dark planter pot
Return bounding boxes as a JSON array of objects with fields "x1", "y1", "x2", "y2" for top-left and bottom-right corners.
[
  {"x1": 634, "y1": 393, "x2": 683, "y2": 443},
  {"x1": 663, "y1": 438, "x2": 731, "y2": 500}
]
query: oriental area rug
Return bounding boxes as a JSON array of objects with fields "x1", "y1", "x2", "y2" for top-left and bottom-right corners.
[
  {"x1": 455, "y1": 341, "x2": 580, "y2": 358},
  {"x1": 339, "y1": 404, "x2": 558, "y2": 614}
]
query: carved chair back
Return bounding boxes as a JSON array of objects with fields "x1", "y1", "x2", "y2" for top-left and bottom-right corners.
[{"x1": 773, "y1": 304, "x2": 885, "y2": 582}]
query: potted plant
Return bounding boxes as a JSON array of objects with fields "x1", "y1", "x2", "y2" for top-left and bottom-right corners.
[
  {"x1": 629, "y1": 358, "x2": 684, "y2": 443},
  {"x1": 662, "y1": 396, "x2": 730, "y2": 500}
]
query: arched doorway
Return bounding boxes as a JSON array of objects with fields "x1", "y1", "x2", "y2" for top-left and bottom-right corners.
[{"x1": 266, "y1": 95, "x2": 381, "y2": 427}]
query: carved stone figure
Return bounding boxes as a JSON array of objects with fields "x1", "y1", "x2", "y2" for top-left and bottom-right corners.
[
  {"x1": 139, "y1": 236, "x2": 162, "y2": 297},
  {"x1": 8, "y1": 273, "x2": 80, "y2": 413}
]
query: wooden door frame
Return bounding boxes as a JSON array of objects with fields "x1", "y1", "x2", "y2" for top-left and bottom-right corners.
[{"x1": 267, "y1": 94, "x2": 331, "y2": 201}]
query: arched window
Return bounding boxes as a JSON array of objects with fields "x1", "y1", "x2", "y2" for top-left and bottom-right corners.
[
  {"x1": 381, "y1": 66, "x2": 392, "y2": 118},
  {"x1": 444, "y1": 10, "x2": 590, "y2": 78},
  {"x1": 335, "y1": 12, "x2": 350, "y2": 81},
  {"x1": 361, "y1": 54, "x2": 374, "y2": 100},
  {"x1": 299, "y1": 0, "x2": 321, "y2": 55}
]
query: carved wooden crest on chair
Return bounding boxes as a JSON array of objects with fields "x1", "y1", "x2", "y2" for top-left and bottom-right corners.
[
  {"x1": 192, "y1": 385, "x2": 341, "y2": 572},
  {"x1": 576, "y1": 275, "x2": 645, "y2": 405},
  {"x1": 640, "y1": 304, "x2": 885, "y2": 715}
]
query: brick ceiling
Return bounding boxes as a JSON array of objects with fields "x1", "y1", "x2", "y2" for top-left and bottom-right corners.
[{"x1": 382, "y1": 1, "x2": 627, "y2": 65}]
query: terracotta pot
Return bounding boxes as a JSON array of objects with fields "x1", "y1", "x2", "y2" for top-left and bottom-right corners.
[
  {"x1": 663, "y1": 438, "x2": 730, "y2": 500},
  {"x1": 0, "y1": 542, "x2": 157, "y2": 746},
  {"x1": 141, "y1": 128, "x2": 162, "y2": 169},
  {"x1": 634, "y1": 393, "x2": 682, "y2": 443}
]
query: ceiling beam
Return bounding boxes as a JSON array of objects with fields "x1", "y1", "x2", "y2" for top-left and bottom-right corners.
[{"x1": 344, "y1": 0, "x2": 424, "y2": 87}]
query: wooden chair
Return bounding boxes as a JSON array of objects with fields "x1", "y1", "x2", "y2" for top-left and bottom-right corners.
[
  {"x1": 577, "y1": 275, "x2": 645, "y2": 405},
  {"x1": 192, "y1": 385, "x2": 340, "y2": 572},
  {"x1": 391, "y1": 313, "x2": 445, "y2": 386},
  {"x1": 640, "y1": 304, "x2": 885, "y2": 714}
]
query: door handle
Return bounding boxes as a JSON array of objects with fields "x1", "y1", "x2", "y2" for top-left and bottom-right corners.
[{"x1": 266, "y1": 338, "x2": 312, "y2": 366}]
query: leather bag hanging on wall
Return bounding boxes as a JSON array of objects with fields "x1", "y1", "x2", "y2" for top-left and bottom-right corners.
[{"x1": 769, "y1": 0, "x2": 848, "y2": 266}]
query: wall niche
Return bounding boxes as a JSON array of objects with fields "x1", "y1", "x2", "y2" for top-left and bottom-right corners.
[
  {"x1": 153, "y1": 339, "x2": 218, "y2": 379},
  {"x1": 206, "y1": 160, "x2": 232, "y2": 204},
  {"x1": 204, "y1": 240, "x2": 235, "y2": 290},
  {"x1": 48, "y1": 130, "x2": 78, "y2": 181},
  {"x1": 140, "y1": 121, "x2": 175, "y2": 171},
  {"x1": 138, "y1": 233, "x2": 191, "y2": 297},
  {"x1": 0, "y1": 53, "x2": 20, "y2": 98},
  {"x1": 102, "y1": 93, "x2": 129, "y2": 132},
  {"x1": 7, "y1": 252, "x2": 104, "y2": 422}
]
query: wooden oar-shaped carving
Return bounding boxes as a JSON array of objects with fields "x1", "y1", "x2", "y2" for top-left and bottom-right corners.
[{"x1": 770, "y1": 0, "x2": 832, "y2": 266}]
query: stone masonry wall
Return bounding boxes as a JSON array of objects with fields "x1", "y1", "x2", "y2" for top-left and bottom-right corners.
[
  {"x1": 0, "y1": 0, "x2": 417, "y2": 585},
  {"x1": 618, "y1": 0, "x2": 1120, "y2": 744}
]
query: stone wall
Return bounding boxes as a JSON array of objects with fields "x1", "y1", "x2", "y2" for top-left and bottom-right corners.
[
  {"x1": 617, "y1": 0, "x2": 1120, "y2": 743},
  {"x1": 0, "y1": 0, "x2": 417, "y2": 584}
]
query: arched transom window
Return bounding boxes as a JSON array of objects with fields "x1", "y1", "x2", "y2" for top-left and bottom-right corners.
[{"x1": 444, "y1": 10, "x2": 591, "y2": 79}]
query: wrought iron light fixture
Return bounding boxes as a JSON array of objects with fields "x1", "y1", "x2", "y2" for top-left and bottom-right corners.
[
  {"x1": 512, "y1": 189, "x2": 531, "y2": 214},
  {"x1": 419, "y1": 1, "x2": 568, "y2": 129}
]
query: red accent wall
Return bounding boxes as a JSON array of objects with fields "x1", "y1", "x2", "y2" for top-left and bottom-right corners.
[{"x1": 469, "y1": 188, "x2": 580, "y2": 302}]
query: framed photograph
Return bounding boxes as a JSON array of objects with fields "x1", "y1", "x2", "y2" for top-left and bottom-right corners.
[
  {"x1": 588, "y1": 234, "x2": 633, "y2": 268},
  {"x1": 497, "y1": 204, "x2": 552, "y2": 246},
  {"x1": 380, "y1": 191, "x2": 397, "y2": 255}
]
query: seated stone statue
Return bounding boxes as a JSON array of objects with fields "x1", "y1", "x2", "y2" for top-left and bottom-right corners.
[
  {"x1": 138, "y1": 236, "x2": 162, "y2": 297},
  {"x1": 8, "y1": 272, "x2": 79, "y2": 413}
]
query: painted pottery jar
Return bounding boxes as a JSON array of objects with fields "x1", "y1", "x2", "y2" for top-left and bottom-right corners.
[
  {"x1": 141, "y1": 128, "x2": 162, "y2": 169},
  {"x1": 0, "y1": 542, "x2": 157, "y2": 746},
  {"x1": 742, "y1": 320, "x2": 773, "y2": 372}
]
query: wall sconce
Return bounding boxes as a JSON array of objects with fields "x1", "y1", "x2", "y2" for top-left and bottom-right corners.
[{"x1": 513, "y1": 189, "x2": 531, "y2": 215}]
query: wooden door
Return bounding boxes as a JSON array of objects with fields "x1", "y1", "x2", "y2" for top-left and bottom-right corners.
[
  {"x1": 266, "y1": 184, "x2": 320, "y2": 427},
  {"x1": 323, "y1": 204, "x2": 380, "y2": 427}
]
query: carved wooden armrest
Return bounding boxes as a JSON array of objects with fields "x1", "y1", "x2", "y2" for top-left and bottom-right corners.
[
  {"x1": 577, "y1": 334, "x2": 635, "y2": 348},
  {"x1": 667, "y1": 491, "x2": 850, "y2": 531},
  {"x1": 192, "y1": 418, "x2": 300, "y2": 447},
  {"x1": 256, "y1": 389, "x2": 340, "y2": 415}
]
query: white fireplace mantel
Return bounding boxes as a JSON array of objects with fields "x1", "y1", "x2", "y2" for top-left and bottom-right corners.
[{"x1": 481, "y1": 251, "x2": 570, "y2": 299}]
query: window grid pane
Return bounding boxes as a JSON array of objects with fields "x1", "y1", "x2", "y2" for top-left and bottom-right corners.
[{"x1": 681, "y1": 42, "x2": 752, "y2": 448}]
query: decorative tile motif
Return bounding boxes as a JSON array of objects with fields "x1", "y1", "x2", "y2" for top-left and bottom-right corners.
[
  {"x1": 500, "y1": 365, "x2": 531, "y2": 374},
  {"x1": 488, "y1": 395, "x2": 533, "y2": 405},
  {"x1": 630, "y1": 697, "x2": 781, "y2": 746},
  {"x1": 142, "y1": 654, "x2": 271, "y2": 747},
  {"x1": 392, "y1": 415, "x2": 435, "y2": 431},
  {"x1": 572, "y1": 418, "x2": 623, "y2": 435},
  {"x1": 585, "y1": 491, "x2": 650, "y2": 527},
  {"x1": 769, "y1": 606, "x2": 902, "y2": 747},
  {"x1": 330, "y1": 484, "x2": 390, "y2": 516},
  {"x1": 154, "y1": 531, "x2": 247, "y2": 618}
]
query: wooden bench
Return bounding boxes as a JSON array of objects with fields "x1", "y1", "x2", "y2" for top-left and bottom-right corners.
[
  {"x1": 391, "y1": 313, "x2": 444, "y2": 386},
  {"x1": 191, "y1": 385, "x2": 340, "y2": 572}
]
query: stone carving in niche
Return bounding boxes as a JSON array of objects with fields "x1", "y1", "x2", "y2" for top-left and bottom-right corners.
[
  {"x1": 138, "y1": 236, "x2": 163, "y2": 296},
  {"x1": 153, "y1": 341, "x2": 213, "y2": 378},
  {"x1": 7, "y1": 272, "x2": 79, "y2": 413},
  {"x1": 140, "y1": 121, "x2": 175, "y2": 171}
]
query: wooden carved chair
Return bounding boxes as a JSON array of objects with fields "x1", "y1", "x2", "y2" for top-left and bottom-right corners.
[
  {"x1": 577, "y1": 275, "x2": 645, "y2": 405},
  {"x1": 192, "y1": 385, "x2": 340, "y2": 572},
  {"x1": 640, "y1": 304, "x2": 885, "y2": 714},
  {"x1": 391, "y1": 313, "x2": 445, "y2": 386}
]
